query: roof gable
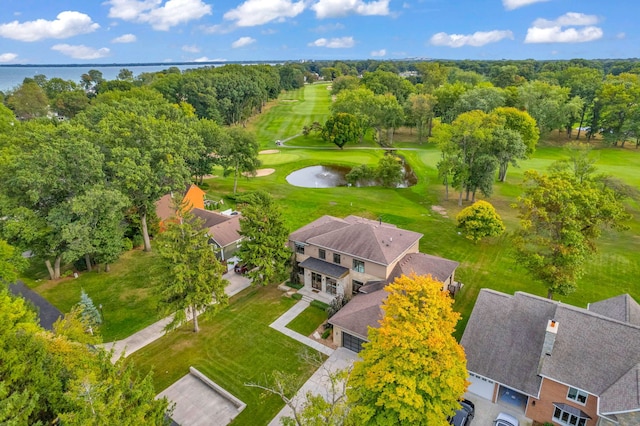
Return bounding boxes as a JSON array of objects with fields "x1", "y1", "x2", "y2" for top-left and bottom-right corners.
[
  {"x1": 390, "y1": 253, "x2": 459, "y2": 283},
  {"x1": 599, "y1": 364, "x2": 640, "y2": 414},
  {"x1": 588, "y1": 294, "x2": 640, "y2": 326},
  {"x1": 328, "y1": 290, "x2": 387, "y2": 338}
]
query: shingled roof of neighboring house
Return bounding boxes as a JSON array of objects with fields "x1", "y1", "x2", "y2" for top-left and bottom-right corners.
[
  {"x1": 191, "y1": 208, "x2": 242, "y2": 248},
  {"x1": 461, "y1": 290, "x2": 640, "y2": 415},
  {"x1": 588, "y1": 293, "x2": 640, "y2": 326},
  {"x1": 290, "y1": 215, "x2": 422, "y2": 266},
  {"x1": 328, "y1": 289, "x2": 387, "y2": 339}
]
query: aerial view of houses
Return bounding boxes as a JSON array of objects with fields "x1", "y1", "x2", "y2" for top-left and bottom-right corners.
[{"x1": 1, "y1": 4, "x2": 639, "y2": 424}]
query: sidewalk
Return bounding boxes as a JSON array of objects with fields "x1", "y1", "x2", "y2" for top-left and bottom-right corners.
[
  {"x1": 104, "y1": 271, "x2": 251, "y2": 362},
  {"x1": 269, "y1": 300, "x2": 335, "y2": 357}
]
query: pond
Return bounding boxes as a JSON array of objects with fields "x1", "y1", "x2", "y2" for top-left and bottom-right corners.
[{"x1": 286, "y1": 164, "x2": 417, "y2": 188}]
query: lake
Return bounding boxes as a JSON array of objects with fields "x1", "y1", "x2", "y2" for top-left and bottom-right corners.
[{"x1": 0, "y1": 62, "x2": 274, "y2": 92}]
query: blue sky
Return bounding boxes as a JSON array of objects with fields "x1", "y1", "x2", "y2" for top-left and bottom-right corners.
[{"x1": 0, "y1": 0, "x2": 636, "y2": 64}]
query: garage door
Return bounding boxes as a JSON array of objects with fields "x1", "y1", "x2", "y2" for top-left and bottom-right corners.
[
  {"x1": 467, "y1": 372, "x2": 495, "y2": 400},
  {"x1": 342, "y1": 332, "x2": 366, "y2": 353}
]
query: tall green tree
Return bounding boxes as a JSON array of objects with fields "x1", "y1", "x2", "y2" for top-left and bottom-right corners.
[
  {"x1": 0, "y1": 239, "x2": 26, "y2": 284},
  {"x1": 221, "y1": 127, "x2": 261, "y2": 194},
  {"x1": 596, "y1": 73, "x2": 640, "y2": 147},
  {"x1": 405, "y1": 93, "x2": 436, "y2": 142},
  {"x1": 513, "y1": 170, "x2": 631, "y2": 299},
  {"x1": 322, "y1": 112, "x2": 360, "y2": 149},
  {"x1": 155, "y1": 205, "x2": 228, "y2": 333},
  {"x1": 6, "y1": 81, "x2": 49, "y2": 119},
  {"x1": 237, "y1": 191, "x2": 291, "y2": 286},
  {"x1": 348, "y1": 274, "x2": 468, "y2": 426}
]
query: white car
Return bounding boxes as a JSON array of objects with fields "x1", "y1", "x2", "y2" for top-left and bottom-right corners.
[{"x1": 494, "y1": 412, "x2": 519, "y2": 426}]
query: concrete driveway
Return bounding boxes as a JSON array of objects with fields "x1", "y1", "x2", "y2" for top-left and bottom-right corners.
[{"x1": 464, "y1": 392, "x2": 532, "y2": 426}]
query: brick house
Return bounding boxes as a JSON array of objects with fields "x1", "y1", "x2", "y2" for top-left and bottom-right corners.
[{"x1": 461, "y1": 290, "x2": 640, "y2": 426}]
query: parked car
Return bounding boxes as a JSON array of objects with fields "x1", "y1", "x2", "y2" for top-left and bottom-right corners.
[
  {"x1": 234, "y1": 263, "x2": 249, "y2": 274},
  {"x1": 449, "y1": 399, "x2": 475, "y2": 426},
  {"x1": 494, "y1": 412, "x2": 519, "y2": 426}
]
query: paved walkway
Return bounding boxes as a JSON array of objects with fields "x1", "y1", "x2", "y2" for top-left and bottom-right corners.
[
  {"x1": 9, "y1": 280, "x2": 62, "y2": 330},
  {"x1": 268, "y1": 348, "x2": 357, "y2": 426},
  {"x1": 104, "y1": 271, "x2": 251, "y2": 361},
  {"x1": 269, "y1": 300, "x2": 334, "y2": 357}
]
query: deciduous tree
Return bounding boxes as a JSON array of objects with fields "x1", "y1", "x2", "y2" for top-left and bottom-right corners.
[
  {"x1": 348, "y1": 274, "x2": 468, "y2": 426},
  {"x1": 456, "y1": 200, "x2": 505, "y2": 243},
  {"x1": 322, "y1": 112, "x2": 360, "y2": 149},
  {"x1": 221, "y1": 127, "x2": 261, "y2": 194}
]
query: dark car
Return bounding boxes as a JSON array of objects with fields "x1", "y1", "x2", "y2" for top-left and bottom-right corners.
[
  {"x1": 234, "y1": 263, "x2": 249, "y2": 274},
  {"x1": 449, "y1": 399, "x2": 475, "y2": 426}
]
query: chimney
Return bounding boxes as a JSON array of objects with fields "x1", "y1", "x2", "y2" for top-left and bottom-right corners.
[
  {"x1": 538, "y1": 319, "x2": 559, "y2": 373},
  {"x1": 542, "y1": 320, "x2": 558, "y2": 356}
]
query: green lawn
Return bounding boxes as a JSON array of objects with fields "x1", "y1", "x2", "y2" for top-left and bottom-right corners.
[
  {"x1": 286, "y1": 304, "x2": 328, "y2": 336},
  {"x1": 31, "y1": 249, "x2": 164, "y2": 342},
  {"x1": 129, "y1": 285, "x2": 325, "y2": 426}
]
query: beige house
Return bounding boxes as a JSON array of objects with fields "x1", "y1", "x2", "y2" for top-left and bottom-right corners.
[
  {"x1": 289, "y1": 215, "x2": 460, "y2": 352},
  {"x1": 461, "y1": 290, "x2": 640, "y2": 426}
]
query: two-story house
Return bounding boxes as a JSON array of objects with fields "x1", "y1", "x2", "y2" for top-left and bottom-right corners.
[
  {"x1": 289, "y1": 215, "x2": 459, "y2": 302},
  {"x1": 461, "y1": 290, "x2": 640, "y2": 426}
]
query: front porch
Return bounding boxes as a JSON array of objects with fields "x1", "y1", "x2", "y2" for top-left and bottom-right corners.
[
  {"x1": 298, "y1": 257, "x2": 349, "y2": 303},
  {"x1": 296, "y1": 286, "x2": 335, "y2": 305}
]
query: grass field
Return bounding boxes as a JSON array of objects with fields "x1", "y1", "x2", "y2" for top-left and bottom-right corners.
[
  {"x1": 129, "y1": 285, "x2": 324, "y2": 426},
  {"x1": 286, "y1": 304, "x2": 328, "y2": 336}
]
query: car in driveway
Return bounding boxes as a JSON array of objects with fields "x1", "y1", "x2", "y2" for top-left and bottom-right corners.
[
  {"x1": 234, "y1": 263, "x2": 249, "y2": 274},
  {"x1": 449, "y1": 399, "x2": 475, "y2": 426},
  {"x1": 494, "y1": 412, "x2": 519, "y2": 426}
]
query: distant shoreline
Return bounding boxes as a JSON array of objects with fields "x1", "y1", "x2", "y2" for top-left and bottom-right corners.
[{"x1": 0, "y1": 60, "x2": 283, "y2": 68}]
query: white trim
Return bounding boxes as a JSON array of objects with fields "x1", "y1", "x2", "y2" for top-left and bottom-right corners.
[{"x1": 538, "y1": 374, "x2": 597, "y2": 398}]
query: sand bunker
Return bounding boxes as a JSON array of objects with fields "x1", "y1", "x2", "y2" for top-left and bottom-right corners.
[
  {"x1": 259, "y1": 149, "x2": 279, "y2": 154},
  {"x1": 244, "y1": 168, "x2": 275, "y2": 177},
  {"x1": 431, "y1": 205, "x2": 449, "y2": 218}
]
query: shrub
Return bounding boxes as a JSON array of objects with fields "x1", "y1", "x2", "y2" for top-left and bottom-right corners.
[
  {"x1": 291, "y1": 293, "x2": 302, "y2": 300},
  {"x1": 311, "y1": 300, "x2": 330, "y2": 311},
  {"x1": 288, "y1": 281, "x2": 303, "y2": 290},
  {"x1": 321, "y1": 328, "x2": 332, "y2": 339}
]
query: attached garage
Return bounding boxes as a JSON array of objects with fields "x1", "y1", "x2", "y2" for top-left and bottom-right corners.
[
  {"x1": 341, "y1": 332, "x2": 366, "y2": 353},
  {"x1": 467, "y1": 372, "x2": 496, "y2": 401}
]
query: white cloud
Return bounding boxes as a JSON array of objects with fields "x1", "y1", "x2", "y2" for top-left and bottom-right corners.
[
  {"x1": 312, "y1": 0, "x2": 390, "y2": 19},
  {"x1": 200, "y1": 24, "x2": 234, "y2": 34},
  {"x1": 0, "y1": 53, "x2": 18, "y2": 63},
  {"x1": 0, "y1": 11, "x2": 99, "y2": 42},
  {"x1": 309, "y1": 36, "x2": 355, "y2": 48},
  {"x1": 112, "y1": 33, "x2": 137, "y2": 43},
  {"x1": 371, "y1": 49, "x2": 386, "y2": 57},
  {"x1": 224, "y1": 0, "x2": 305, "y2": 27},
  {"x1": 525, "y1": 13, "x2": 603, "y2": 43},
  {"x1": 106, "y1": 0, "x2": 212, "y2": 31},
  {"x1": 232, "y1": 36, "x2": 256, "y2": 48},
  {"x1": 182, "y1": 44, "x2": 200, "y2": 52},
  {"x1": 430, "y1": 30, "x2": 514, "y2": 48},
  {"x1": 503, "y1": 0, "x2": 549, "y2": 10},
  {"x1": 51, "y1": 44, "x2": 110, "y2": 60}
]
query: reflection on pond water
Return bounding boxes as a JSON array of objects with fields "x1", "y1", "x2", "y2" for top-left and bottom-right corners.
[{"x1": 285, "y1": 164, "x2": 417, "y2": 188}]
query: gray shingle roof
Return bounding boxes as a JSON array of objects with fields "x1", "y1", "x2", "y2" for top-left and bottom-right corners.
[
  {"x1": 299, "y1": 257, "x2": 349, "y2": 278},
  {"x1": 191, "y1": 209, "x2": 242, "y2": 248},
  {"x1": 599, "y1": 363, "x2": 640, "y2": 414},
  {"x1": 461, "y1": 290, "x2": 640, "y2": 414},
  {"x1": 588, "y1": 294, "x2": 640, "y2": 326},
  {"x1": 292, "y1": 215, "x2": 422, "y2": 265},
  {"x1": 328, "y1": 289, "x2": 387, "y2": 339},
  {"x1": 389, "y1": 253, "x2": 459, "y2": 283}
]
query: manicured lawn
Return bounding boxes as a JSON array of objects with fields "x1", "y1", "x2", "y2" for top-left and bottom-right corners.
[
  {"x1": 31, "y1": 248, "x2": 163, "y2": 342},
  {"x1": 286, "y1": 304, "x2": 328, "y2": 336},
  {"x1": 129, "y1": 285, "x2": 325, "y2": 426}
]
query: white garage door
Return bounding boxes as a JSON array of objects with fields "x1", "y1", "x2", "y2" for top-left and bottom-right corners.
[{"x1": 467, "y1": 372, "x2": 495, "y2": 400}]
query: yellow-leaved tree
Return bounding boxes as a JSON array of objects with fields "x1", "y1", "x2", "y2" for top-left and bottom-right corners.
[{"x1": 347, "y1": 274, "x2": 468, "y2": 426}]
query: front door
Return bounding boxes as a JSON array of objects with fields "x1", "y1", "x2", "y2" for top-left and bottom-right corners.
[{"x1": 311, "y1": 272, "x2": 322, "y2": 291}]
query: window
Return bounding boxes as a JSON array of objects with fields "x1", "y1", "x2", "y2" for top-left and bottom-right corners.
[
  {"x1": 333, "y1": 253, "x2": 341, "y2": 264},
  {"x1": 352, "y1": 280, "x2": 363, "y2": 294},
  {"x1": 295, "y1": 243, "x2": 305, "y2": 254},
  {"x1": 311, "y1": 272, "x2": 322, "y2": 290},
  {"x1": 318, "y1": 249, "x2": 326, "y2": 260},
  {"x1": 352, "y1": 259, "x2": 365, "y2": 273},
  {"x1": 553, "y1": 407, "x2": 587, "y2": 426},
  {"x1": 326, "y1": 278, "x2": 337, "y2": 295},
  {"x1": 567, "y1": 387, "x2": 588, "y2": 405},
  {"x1": 295, "y1": 261, "x2": 303, "y2": 275}
]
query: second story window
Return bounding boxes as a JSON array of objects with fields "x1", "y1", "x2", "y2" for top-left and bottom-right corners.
[
  {"x1": 333, "y1": 253, "x2": 341, "y2": 264},
  {"x1": 295, "y1": 243, "x2": 305, "y2": 254},
  {"x1": 567, "y1": 387, "x2": 588, "y2": 405},
  {"x1": 319, "y1": 249, "x2": 326, "y2": 260},
  {"x1": 352, "y1": 259, "x2": 365, "y2": 273}
]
